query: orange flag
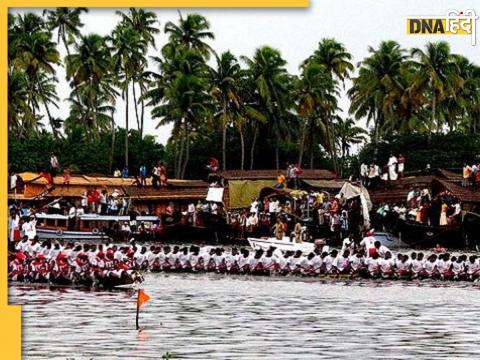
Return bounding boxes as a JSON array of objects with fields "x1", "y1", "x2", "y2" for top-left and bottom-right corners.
[{"x1": 137, "y1": 289, "x2": 151, "y2": 309}]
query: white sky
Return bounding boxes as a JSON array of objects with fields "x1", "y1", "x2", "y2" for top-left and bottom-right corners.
[{"x1": 12, "y1": 0, "x2": 480, "y2": 144}]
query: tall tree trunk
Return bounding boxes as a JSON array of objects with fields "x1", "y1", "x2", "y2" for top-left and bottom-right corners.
[
  {"x1": 298, "y1": 118, "x2": 309, "y2": 166},
  {"x1": 181, "y1": 123, "x2": 190, "y2": 179},
  {"x1": 109, "y1": 113, "x2": 116, "y2": 173},
  {"x1": 429, "y1": 93, "x2": 436, "y2": 142},
  {"x1": 125, "y1": 83, "x2": 129, "y2": 168},
  {"x1": 132, "y1": 81, "x2": 141, "y2": 134},
  {"x1": 249, "y1": 124, "x2": 258, "y2": 170},
  {"x1": 222, "y1": 110, "x2": 227, "y2": 171},
  {"x1": 239, "y1": 126, "x2": 245, "y2": 171},
  {"x1": 63, "y1": 36, "x2": 85, "y2": 122},
  {"x1": 140, "y1": 84, "x2": 145, "y2": 139},
  {"x1": 176, "y1": 121, "x2": 186, "y2": 178}
]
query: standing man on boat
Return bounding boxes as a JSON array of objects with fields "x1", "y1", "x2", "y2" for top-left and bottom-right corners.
[{"x1": 50, "y1": 152, "x2": 59, "y2": 177}]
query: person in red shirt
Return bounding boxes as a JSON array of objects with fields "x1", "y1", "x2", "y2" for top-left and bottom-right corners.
[
  {"x1": 9, "y1": 252, "x2": 27, "y2": 281},
  {"x1": 30, "y1": 253, "x2": 50, "y2": 282}
]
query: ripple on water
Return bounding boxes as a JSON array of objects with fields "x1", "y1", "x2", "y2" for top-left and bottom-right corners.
[{"x1": 9, "y1": 273, "x2": 480, "y2": 360}]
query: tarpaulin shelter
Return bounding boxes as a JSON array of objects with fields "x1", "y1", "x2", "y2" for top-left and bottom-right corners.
[{"x1": 337, "y1": 182, "x2": 372, "y2": 228}]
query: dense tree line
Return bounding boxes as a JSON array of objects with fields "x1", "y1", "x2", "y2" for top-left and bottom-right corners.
[{"x1": 8, "y1": 9, "x2": 480, "y2": 178}]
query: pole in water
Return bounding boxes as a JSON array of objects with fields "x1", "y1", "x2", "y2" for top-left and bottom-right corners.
[
  {"x1": 136, "y1": 288, "x2": 140, "y2": 330},
  {"x1": 135, "y1": 288, "x2": 151, "y2": 330}
]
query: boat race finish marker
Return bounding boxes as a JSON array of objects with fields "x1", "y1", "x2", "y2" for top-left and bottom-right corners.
[
  {"x1": 136, "y1": 288, "x2": 151, "y2": 330},
  {"x1": 407, "y1": 9, "x2": 478, "y2": 45}
]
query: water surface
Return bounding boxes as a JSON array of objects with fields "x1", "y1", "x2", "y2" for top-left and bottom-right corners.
[{"x1": 9, "y1": 273, "x2": 480, "y2": 359}]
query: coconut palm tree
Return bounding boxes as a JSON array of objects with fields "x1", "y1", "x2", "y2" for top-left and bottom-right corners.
[
  {"x1": 410, "y1": 41, "x2": 463, "y2": 138},
  {"x1": 116, "y1": 8, "x2": 158, "y2": 138},
  {"x1": 110, "y1": 24, "x2": 148, "y2": 167},
  {"x1": 242, "y1": 46, "x2": 291, "y2": 170},
  {"x1": 296, "y1": 62, "x2": 337, "y2": 167},
  {"x1": 66, "y1": 34, "x2": 113, "y2": 139},
  {"x1": 349, "y1": 41, "x2": 407, "y2": 152},
  {"x1": 10, "y1": 14, "x2": 61, "y2": 136},
  {"x1": 209, "y1": 51, "x2": 243, "y2": 170},
  {"x1": 163, "y1": 13, "x2": 214, "y2": 60},
  {"x1": 150, "y1": 46, "x2": 211, "y2": 178}
]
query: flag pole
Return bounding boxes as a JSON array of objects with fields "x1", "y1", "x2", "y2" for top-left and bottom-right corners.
[{"x1": 135, "y1": 288, "x2": 140, "y2": 330}]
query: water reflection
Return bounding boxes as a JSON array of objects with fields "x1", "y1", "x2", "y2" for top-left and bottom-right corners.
[{"x1": 10, "y1": 273, "x2": 480, "y2": 359}]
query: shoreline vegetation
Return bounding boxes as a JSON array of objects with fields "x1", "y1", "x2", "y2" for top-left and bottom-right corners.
[{"x1": 8, "y1": 8, "x2": 480, "y2": 179}]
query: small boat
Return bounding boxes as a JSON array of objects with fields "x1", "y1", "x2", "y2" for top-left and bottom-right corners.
[
  {"x1": 248, "y1": 236, "x2": 316, "y2": 253},
  {"x1": 374, "y1": 232, "x2": 408, "y2": 249}
]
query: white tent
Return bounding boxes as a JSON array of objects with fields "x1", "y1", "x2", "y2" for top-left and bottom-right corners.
[{"x1": 337, "y1": 182, "x2": 372, "y2": 228}]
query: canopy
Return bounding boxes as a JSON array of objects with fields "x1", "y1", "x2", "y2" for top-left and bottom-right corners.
[
  {"x1": 337, "y1": 182, "x2": 372, "y2": 228},
  {"x1": 228, "y1": 180, "x2": 276, "y2": 208}
]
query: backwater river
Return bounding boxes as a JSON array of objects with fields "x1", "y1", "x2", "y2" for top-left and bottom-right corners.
[{"x1": 9, "y1": 272, "x2": 480, "y2": 359}]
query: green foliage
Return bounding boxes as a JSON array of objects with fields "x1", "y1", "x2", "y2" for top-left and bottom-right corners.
[
  {"x1": 8, "y1": 129, "x2": 165, "y2": 175},
  {"x1": 357, "y1": 133, "x2": 480, "y2": 174},
  {"x1": 8, "y1": 10, "x2": 480, "y2": 180}
]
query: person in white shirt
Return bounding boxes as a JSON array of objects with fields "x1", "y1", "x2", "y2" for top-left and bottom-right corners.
[
  {"x1": 365, "y1": 253, "x2": 381, "y2": 277},
  {"x1": 387, "y1": 154, "x2": 398, "y2": 181},
  {"x1": 360, "y1": 230, "x2": 375, "y2": 257},
  {"x1": 324, "y1": 250, "x2": 338, "y2": 274},
  {"x1": 333, "y1": 250, "x2": 350, "y2": 274},
  {"x1": 349, "y1": 251, "x2": 364, "y2": 274},
  {"x1": 379, "y1": 252, "x2": 395, "y2": 278},
  {"x1": 424, "y1": 254, "x2": 438, "y2": 278},
  {"x1": 411, "y1": 252, "x2": 426, "y2": 278},
  {"x1": 467, "y1": 256, "x2": 480, "y2": 281},
  {"x1": 250, "y1": 199, "x2": 259, "y2": 214},
  {"x1": 373, "y1": 241, "x2": 390, "y2": 258},
  {"x1": 22, "y1": 217, "x2": 37, "y2": 240}
]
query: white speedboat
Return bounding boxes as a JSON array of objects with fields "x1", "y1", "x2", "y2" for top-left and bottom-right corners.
[{"x1": 248, "y1": 236, "x2": 315, "y2": 253}]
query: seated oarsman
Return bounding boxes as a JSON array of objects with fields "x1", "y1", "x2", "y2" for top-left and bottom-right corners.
[
  {"x1": 379, "y1": 251, "x2": 395, "y2": 279},
  {"x1": 365, "y1": 252, "x2": 381, "y2": 278},
  {"x1": 301, "y1": 253, "x2": 315, "y2": 275},
  {"x1": 74, "y1": 253, "x2": 91, "y2": 280},
  {"x1": 145, "y1": 246, "x2": 156, "y2": 267},
  {"x1": 452, "y1": 256, "x2": 466, "y2": 280},
  {"x1": 261, "y1": 249, "x2": 277, "y2": 274},
  {"x1": 9, "y1": 251, "x2": 27, "y2": 281},
  {"x1": 134, "y1": 247, "x2": 149, "y2": 270},
  {"x1": 150, "y1": 248, "x2": 162, "y2": 272},
  {"x1": 213, "y1": 248, "x2": 227, "y2": 273},
  {"x1": 205, "y1": 248, "x2": 218, "y2": 272},
  {"x1": 306, "y1": 252, "x2": 322, "y2": 275},
  {"x1": 15, "y1": 236, "x2": 29, "y2": 252},
  {"x1": 249, "y1": 249, "x2": 265, "y2": 274},
  {"x1": 467, "y1": 256, "x2": 480, "y2": 281},
  {"x1": 349, "y1": 250, "x2": 364, "y2": 275},
  {"x1": 395, "y1": 254, "x2": 412, "y2": 278},
  {"x1": 30, "y1": 253, "x2": 50, "y2": 282},
  {"x1": 437, "y1": 253, "x2": 453, "y2": 280},
  {"x1": 275, "y1": 251, "x2": 289, "y2": 274},
  {"x1": 167, "y1": 246, "x2": 181, "y2": 271},
  {"x1": 178, "y1": 247, "x2": 191, "y2": 271},
  {"x1": 102, "y1": 250, "x2": 116, "y2": 277},
  {"x1": 411, "y1": 252, "x2": 426, "y2": 279},
  {"x1": 225, "y1": 248, "x2": 239, "y2": 273},
  {"x1": 237, "y1": 249, "x2": 250, "y2": 273},
  {"x1": 424, "y1": 254, "x2": 439, "y2": 278},
  {"x1": 51, "y1": 252, "x2": 73, "y2": 281},
  {"x1": 188, "y1": 247, "x2": 203, "y2": 272},
  {"x1": 160, "y1": 246, "x2": 172, "y2": 271},
  {"x1": 373, "y1": 241, "x2": 390, "y2": 258},
  {"x1": 324, "y1": 249, "x2": 338, "y2": 274},
  {"x1": 332, "y1": 249, "x2": 350, "y2": 275}
]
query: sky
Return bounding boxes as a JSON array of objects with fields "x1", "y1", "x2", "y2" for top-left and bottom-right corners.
[{"x1": 12, "y1": 0, "x2": 480, "y2": 145}]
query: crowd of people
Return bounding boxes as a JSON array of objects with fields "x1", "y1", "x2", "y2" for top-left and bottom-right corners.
[
  {"x1": 113, "y1": 162, "x2": 168, "y2": 188},
  {"x1": 9, "y1": 235, "x2": 480, "y2": 284},
  {"x1": 360, "y1": 153, "x2": 406, "y2": 189},
  {"x1": 463, "y1": 163, "x2": 480, "y2": 189},
  {"x1": 374, "y1": 187, "x2": 463, "y2": 232}
]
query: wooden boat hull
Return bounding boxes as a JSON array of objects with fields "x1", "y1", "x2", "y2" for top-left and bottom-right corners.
[{"x1": 397, "y1": 220, "x2": 464, "y2": 248}]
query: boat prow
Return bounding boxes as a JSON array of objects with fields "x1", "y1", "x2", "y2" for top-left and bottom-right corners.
[{"x1": 248, "y1": 237, "x2": 315, "y2": 253}]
